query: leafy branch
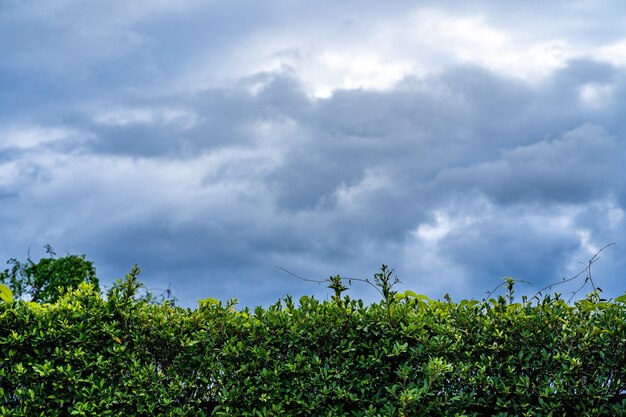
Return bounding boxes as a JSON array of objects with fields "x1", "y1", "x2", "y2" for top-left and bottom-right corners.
[
  {"x1": 275, "y1": 264, "x2": 402, "y2": 322},
  {"x1": 484, "y1": 276, "x2": 533, "y2": 305}
]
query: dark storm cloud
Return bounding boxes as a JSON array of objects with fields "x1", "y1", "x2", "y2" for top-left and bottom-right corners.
[
  {"x1": 430, "y1": 123, "x2": 624, "y2": 205},
  {"x1": 0, "y1": 1, "x2": 282, "y2": 123},
  {"x1": 2, "y1": 1, "x2": 626, "y2": 307},
  {"x1": 51, "y1": 59, "x2": 626, "y2": 306},
  {"x1": 441, "y1": 215, "x2": 577, "y2": 284},
  {"x1": 260, "y1": 60, "x2": 625, "y2": 214},
  {"x1": 71, "y1": 73, "x2": 309, "y2": 157}
]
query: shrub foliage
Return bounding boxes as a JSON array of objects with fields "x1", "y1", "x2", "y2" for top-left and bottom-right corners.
[{"x1": 1, "y1": 267, "x2": 626, "y2": 416}]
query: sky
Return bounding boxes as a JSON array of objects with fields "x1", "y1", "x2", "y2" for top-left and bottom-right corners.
[{"x1": 1, "y1": 0, "x2": 626, "y2": 308}]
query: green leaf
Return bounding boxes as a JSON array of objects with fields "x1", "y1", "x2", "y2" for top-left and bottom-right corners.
[
  {"x1": 414, "y1": 294, "x2": 432, "y2": 302},
  {"x1": 198, "y1": 297, "x2": 220, "y2": 307},
  {"x1": 0, "y1": 284, "x2": 12, "y2": 303},
  {"x1": 397, "y1": 290, "x2": 431, "y2": 302},
  {"x1": 614, "y1": 294, "x2": 626, "y2": 304}
]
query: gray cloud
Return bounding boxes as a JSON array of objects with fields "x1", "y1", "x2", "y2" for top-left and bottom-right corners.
[
  {"x1": 2, "y1": 61, "x2": 623, "y2": 305},
  {"x1": 2, "y1": 2, "x2": 626, "y2": 307},
  {"x1": 431, "y1": 123, "x2": 624, "y2": 205}
]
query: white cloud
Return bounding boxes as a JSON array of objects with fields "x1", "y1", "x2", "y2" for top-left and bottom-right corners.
[
  {"x1": 94, "y1": 107, "x2": 200, "y2": 129},
  {"x1": 415, "y1": 212, "x2": 454, "y2": 242},
  {"x1": 593, "y1": 38, "x2": 626, "y2": 66},
  {"x1": 176, "y1": 7, "x2": 596, "y2": 97},
  {"x1": 334, "y1": 169, "x2": 391, "y2": 210},
  {"x1": 575, "y1": 229, "x2": 599, "y2": 255},
  {"x1": 579, "y1": 82, "x2": 614, "y2": 108},
  {"x1": 0, "y1": 126, "x2": 84, "y2": 151},
  {"x1": 307, "y1": 52, "x2": 412, "y2": 98}
]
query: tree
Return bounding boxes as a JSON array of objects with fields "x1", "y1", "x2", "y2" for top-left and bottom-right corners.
[{"x1": 0, "y1": 244, "x2": 99, "y2": 303}]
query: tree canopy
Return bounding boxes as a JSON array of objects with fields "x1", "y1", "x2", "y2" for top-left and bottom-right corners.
[{"x1": 0, "y1": 244, "x2": 99, "y2": 303}]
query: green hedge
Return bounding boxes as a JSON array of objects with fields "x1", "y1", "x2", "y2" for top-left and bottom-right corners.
[{"x1": 2, "y1": 281, "x2": 626, "y2": 416}]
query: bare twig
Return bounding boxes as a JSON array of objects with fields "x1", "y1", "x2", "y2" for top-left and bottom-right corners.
[
  {"x1": 529, "y1": 243, "x2": 615, "y2": 303},
  {"x1": 484, "y1": 278, "x2": 533, "y2": 302},
  {"x1": 274, "y1": 265, "x2": 385, "y2": 297},
  {"x1": 273, "y1": 266, "x2": 327, "y2": 284}
]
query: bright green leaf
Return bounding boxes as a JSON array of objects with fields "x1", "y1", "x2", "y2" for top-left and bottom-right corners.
[
  {"x1": 198, "y1": 297, "x2": 220, "y2": 307},
  {"x1": 0, "y1": 284, "x2": 12, "y2": 303}
]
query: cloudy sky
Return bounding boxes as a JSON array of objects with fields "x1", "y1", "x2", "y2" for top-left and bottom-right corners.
[{"x1": 2, "y1": 0, "x2": 626, "y2": 308}]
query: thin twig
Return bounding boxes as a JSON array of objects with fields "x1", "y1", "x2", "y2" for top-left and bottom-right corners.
[
  {"x1": 274, "y1": 265, "x2": 385, "y2": 296},
  {"x1": 529, "y1": 242, "x2": 615, "y2": 302},
  {"x1": 273, "y1": 266, "x2": 326, "y2": 283},
  {"x1": 569, "y1": 277, "x2": 591, "y2": 304},
  {"x1": 484, "y1": 279, "x2": 533, "y2": 301}
]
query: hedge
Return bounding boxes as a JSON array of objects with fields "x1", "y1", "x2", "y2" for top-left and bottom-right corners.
[{"x1": 2, "y1": 277, "x2": 626, "y2": 416}]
